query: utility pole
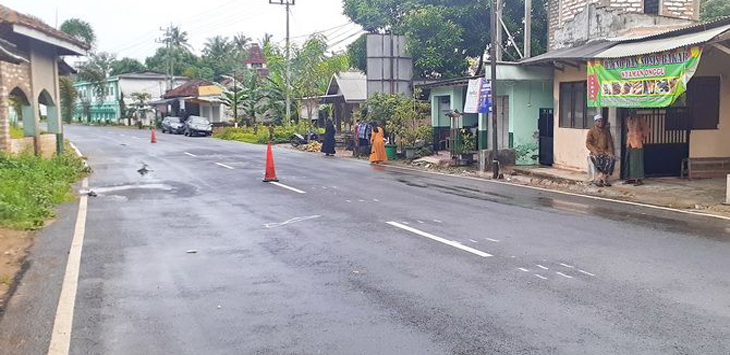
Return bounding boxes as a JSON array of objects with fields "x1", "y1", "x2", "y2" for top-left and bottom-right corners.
[
  {"x1": 156, "y1": 25, "x2": 174, "y2": 92},
  {"x1": 524, "y1": 0, "x2": 532, "y2": 58},
  {"x1": 269, "y1": 0, "x2": 295, "y2": 125},
  {"x1": 495, "y1": 0, "x2": 503, "y2": 62},
  {"x1": 490, "y1": 0, "x2": 500, "y2": 178}
]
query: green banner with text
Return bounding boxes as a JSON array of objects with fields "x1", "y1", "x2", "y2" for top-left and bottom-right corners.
[{"x1": 587, "y1": 46, "x2": 703, "y2": 107}]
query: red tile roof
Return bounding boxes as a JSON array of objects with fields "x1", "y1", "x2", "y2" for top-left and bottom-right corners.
[
  {"x1": 163, "y1": 79, "x2": 215, "y2": 99},
  {"x1": 0, "y1": 5, "x2": 90, "y2": 50},
  {"x1": 245, "y1": 44, "x2": 266, "y2": 65}
]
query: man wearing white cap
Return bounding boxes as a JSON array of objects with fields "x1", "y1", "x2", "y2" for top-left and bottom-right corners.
[{"x1": 586, "y1": 114, "x2": 615, "y2": 187}]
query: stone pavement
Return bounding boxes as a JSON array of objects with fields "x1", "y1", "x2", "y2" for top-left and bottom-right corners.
[{"x1": 509, "y1": 165, "x2": 730, "y2": 217}]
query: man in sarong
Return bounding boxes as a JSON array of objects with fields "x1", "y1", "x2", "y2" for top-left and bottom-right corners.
[{"x1": 586, "y1": 114, "x2": 615, "y2": 187}]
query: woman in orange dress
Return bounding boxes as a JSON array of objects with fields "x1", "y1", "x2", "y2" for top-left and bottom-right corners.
[{"x1": 369, "y1": 123, "x2": 387, "y2": 164}]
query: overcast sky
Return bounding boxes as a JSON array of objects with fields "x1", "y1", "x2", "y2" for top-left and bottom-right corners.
[{"x1": 6, "y1": 0, "x2": 363, "y2": 60}]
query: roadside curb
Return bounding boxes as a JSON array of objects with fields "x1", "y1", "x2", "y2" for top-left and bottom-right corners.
[{"x1": 377, "y1": 163, "x2": 730, "y2": 222}]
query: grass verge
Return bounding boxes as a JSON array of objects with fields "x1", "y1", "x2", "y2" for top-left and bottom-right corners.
[
  {"x1": 0, "y1": 146, "x2": 87, "y2": 230},
  {"x1": 214, "y1": 124, "x2": 324, "y2": 144}
]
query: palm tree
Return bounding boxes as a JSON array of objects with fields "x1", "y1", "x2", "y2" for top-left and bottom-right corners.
[
  {"x1": 77, "y1": 52, "x2": 116, "y2": 117},
  {"x1": 60, "y1": 18, "x2": 96, "y2": 48},
  {"x1": 260, "y1": 33, "x2": 274, "y2": 48},
  {"x1": 165, "y1": 26, "x2": 193, "y2": 52},
  {"x1": 203, "y1": 36, "x2": 233, "y2": 58},
  {"x1": 233, "y1": 33, "x2": 252, "y2": 52}
]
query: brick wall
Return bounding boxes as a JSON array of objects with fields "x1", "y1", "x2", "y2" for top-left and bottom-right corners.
[
  {"x1": 662, "y1": 0, "x2": 698, "y2": 19},
  {"x1": 0, "y1": 60, "x2": 32, "y2": 152},
  {"x1": 547, "y1": 0, "x2": 699, "y2": 49}
]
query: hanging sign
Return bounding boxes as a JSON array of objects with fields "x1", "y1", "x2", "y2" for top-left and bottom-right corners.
[
  {"x1": 587, "y1": 46, "x2": 703, "y2": 108},
  {"x1": 464, "y1": 78, "x2": 493, "y2": 114}
]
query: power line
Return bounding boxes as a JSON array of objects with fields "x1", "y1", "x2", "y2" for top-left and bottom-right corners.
[{"x1": 326, "y1": 29, "x2": 365, "y2": 50}]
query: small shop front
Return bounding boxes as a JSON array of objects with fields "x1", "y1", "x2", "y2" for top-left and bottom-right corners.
[{"x1": 529, "y1": 20, "x2": 730, "y2": 179}]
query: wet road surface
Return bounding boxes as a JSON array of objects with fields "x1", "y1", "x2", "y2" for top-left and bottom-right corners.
[{"x1": 1, "y1": 125, "x2": 730, "y2": 355}]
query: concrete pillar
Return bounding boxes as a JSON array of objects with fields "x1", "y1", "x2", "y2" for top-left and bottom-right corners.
[
  {"x1": 478, "y1": 112, "x2": 488, "y2": 150},
  {"x1": 0, "y1": 94, "x2": 10, "y2": 152},
  {"x1": 22, "y1": 103, "x2": 35, "y2": 137}
]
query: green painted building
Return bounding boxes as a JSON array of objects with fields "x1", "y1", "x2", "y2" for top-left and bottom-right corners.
[
  {"x1": 418, "y1": 63, "x2": 554, "y2": 165},
  {"x1": 74, "y1": 72, "x2": 188, "y2": 123}
]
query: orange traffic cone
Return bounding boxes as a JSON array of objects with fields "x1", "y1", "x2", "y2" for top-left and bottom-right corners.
[
  {"x1": 150, "y1": 128, "x2": 157, "y2": 143},
  {"x1": 263, "y1": 141, "x2": 279, "y2": 182}
]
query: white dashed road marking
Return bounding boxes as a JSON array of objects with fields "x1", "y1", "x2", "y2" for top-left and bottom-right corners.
[
  {"x1": 215, "y1": 163, "x2": 234, "y2": 170},
  {"x1": 269, "y1": 181, "x2": 307, "y2": 194},
  {"x1": 556, "y1": 271, "x2": 574, "y2": 279},
  {"x1": 468, "y1": 239, "x2": 478, "y2": 243},
  {"x1": 534, "y1": 274, "x2": 548, "y2": 280},
  {"x1": 578, "y1": 269, "x2": 596, "y2": 277},
  {"x1": 485, "y1": 238, "x2": 501, "y2": 243},
  {"x1": 560, "y1": 263, "x2": 575, "y2": 268},
  {"x1": 387, "y1": 222, "x2": 492, "y2": 258},
  {"x1": 537, "y1": 265, "x2": 549, "y2": 270},
  {"x1": 185, "y1": 152, "x2": 197, "y2": 157},
  {"x1": 518, "y1": 268, "x2": 530, "y2": 272}
]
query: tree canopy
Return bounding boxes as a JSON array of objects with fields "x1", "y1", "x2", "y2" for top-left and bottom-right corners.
[
  {"x1": 701, "y1": 0, "x2": 730, "y2": 22},
  {"x1": 343, "y1": 0, "x2": 547, "y2": 79},
  {"x1": 110, "y1": 57, "x2": 146, "y2": 76},
  {"x1": 60, "y1": 18, "x2": 96, "y2": 48}
]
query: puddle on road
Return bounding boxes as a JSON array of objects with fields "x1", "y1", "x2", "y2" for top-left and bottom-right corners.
[{"x1": 80, "y1": 181, "x2": 198, "y2": 200}]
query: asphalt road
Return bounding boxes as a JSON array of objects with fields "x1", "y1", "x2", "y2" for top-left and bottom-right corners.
[{"x1": 1, "y1": 124, "x2": 730, "y2": 355}]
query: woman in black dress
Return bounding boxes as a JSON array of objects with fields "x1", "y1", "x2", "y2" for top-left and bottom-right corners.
[{"x1": 321, "y1": 119, "x2": 336, "y2": 156}]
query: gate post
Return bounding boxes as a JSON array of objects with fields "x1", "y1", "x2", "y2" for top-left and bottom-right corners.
[{"x1": 725, "y1": 174, "x2": 730, "y2": 205}]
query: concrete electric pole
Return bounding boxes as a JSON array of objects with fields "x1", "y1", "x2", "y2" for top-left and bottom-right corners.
[
  {"x1": 490, "y1": 0, "x2": 500, "y2": 178},
  {"x1": 269, "y1": 0, "x2": 295, "y2": 125},
  {"x1": 524, "y1": 0, "x2": 532, "y2": 58}
]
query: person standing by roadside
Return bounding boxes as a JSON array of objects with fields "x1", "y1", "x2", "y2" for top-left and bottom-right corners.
[
  {"x1": 586, "y1": 114, "x2": 615, "y2": 187},
  {"x1": 353, "y1": 119, "x2": 361, "y2": 157},
  {"x1": 624, "y1": 114, "x2": 650, "y2": 186},
  {"x1": 369, "y1": 122, "x2": 387, "y2": 164},
  {"x1": 321, "y1": 119, "x2": 336, "y2": 156},
  {"x1": 358, "y1": 116, "x2": 372, "y2": 158}
]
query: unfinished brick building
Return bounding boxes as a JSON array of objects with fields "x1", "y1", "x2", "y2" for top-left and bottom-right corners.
[{"x1": 547, "y1": 0, "x2": 700, "y2": 49}]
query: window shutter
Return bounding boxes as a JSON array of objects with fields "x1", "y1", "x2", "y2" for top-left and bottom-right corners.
[{"x1": 688, "y1": 76, "x2": 720, "y2": 130}]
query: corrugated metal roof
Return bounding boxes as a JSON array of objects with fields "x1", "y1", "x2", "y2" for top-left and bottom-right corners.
[
  {"x1": 327, "y1": 71, "x2": 366, "y2": 103},
  {"x1": 519, "y1": 40, "x2": 615, "y2": 65},
  {"x1": 595, "y1": 24, "x2": 730, "y2": 58}
]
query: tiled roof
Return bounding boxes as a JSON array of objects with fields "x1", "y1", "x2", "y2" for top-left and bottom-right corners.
[
  {"x1": 0, "y1": 5, "x2": 90, "y2": 50},
  {"x1": 245, "y1": 44, "x2": 266, "y2": 64},
  {"x1": 163, "y1": 79, "x2": 215, "y2": 99}
]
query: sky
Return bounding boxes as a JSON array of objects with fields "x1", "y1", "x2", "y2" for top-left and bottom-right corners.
[{"x1": 6, "y1": 0, "x2": 364, "y2": 61}]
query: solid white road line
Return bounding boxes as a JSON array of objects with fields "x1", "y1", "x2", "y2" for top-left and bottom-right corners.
[
  {"x1": 269, "y1": 181, "x2": 307, "y2": 194},
  {"x1": 184, "y1": 152, "x2": 197, "y2": 157},
  {"x1": 560, "y1": 263, "x2": 575, "y2": 269},
  {"x1": 215, "y1": 163, "x2": 234, "y2": 170},
  {"x1": 387, "y1": 221, "x2": 492, "y2": 258},
  {"x1": 556, "y1": 271, "x2": 574, "y2": 279},
  {"x1": 485, "y1": 238, "x2": 501, "y2": 243},
  {"x1": 537, "y1": 264, "x2": 549, "y2": 270},
  {"x1": 68, "y1": 142, "x2": 83, "y2": 158},
  {"x1": 578, "y1": 269, "x2": 596, "y2": 277},
  {"x1": 47, "y1": 178, "x2": 89, "y2": 355},
  {"x1": 534, "y1": 274, "x2": 548, "y2": 280}
]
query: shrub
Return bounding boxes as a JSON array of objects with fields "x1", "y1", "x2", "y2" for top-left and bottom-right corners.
[
  {"x1": 213, "y1": 122, "x2": 324, "y2": 144},
  {"x1": 0, "y1": 149, "x2": 86, "y2": 229}
]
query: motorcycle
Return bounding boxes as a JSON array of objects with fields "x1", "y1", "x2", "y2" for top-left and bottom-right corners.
[{"x1": 290, "y1": 131, "x2": 319, "y2": 148}]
